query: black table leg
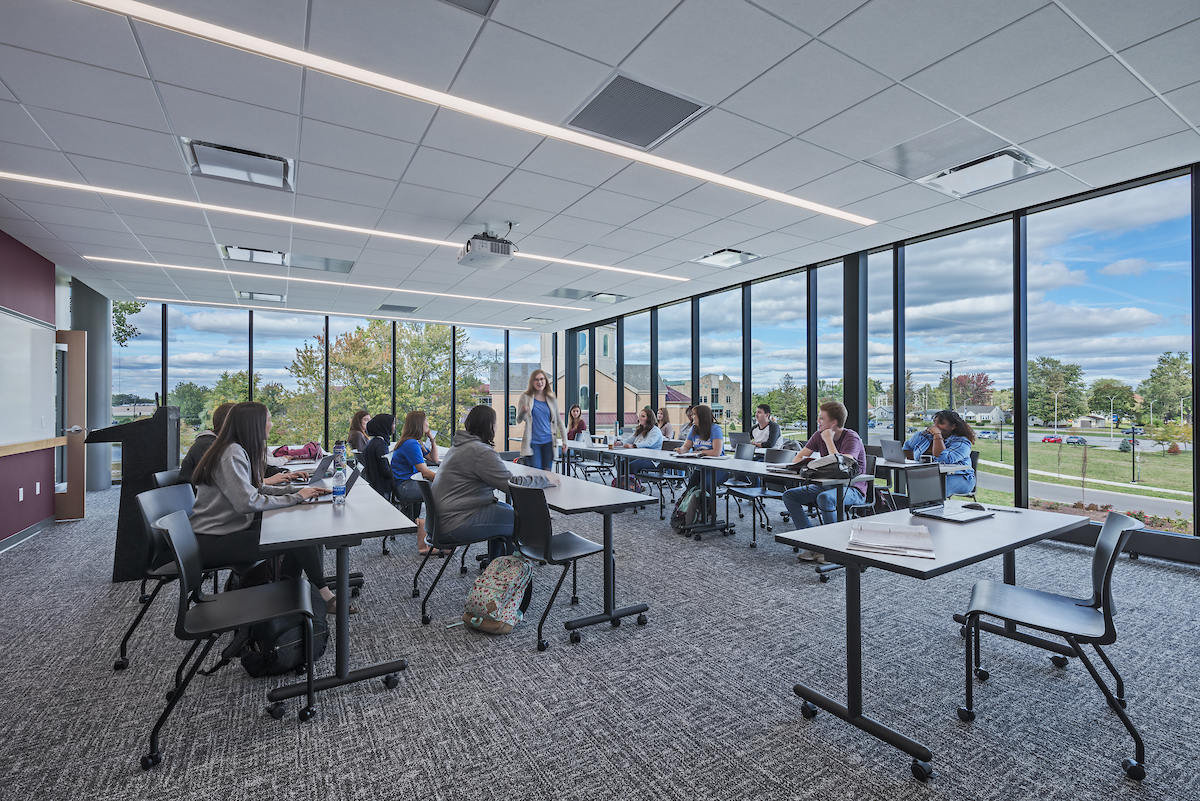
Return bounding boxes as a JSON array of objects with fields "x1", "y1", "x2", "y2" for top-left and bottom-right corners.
[
  {"x1": 564, "y1": 512, "x2": 648, "y2": 630},
  {"x1": 792, "y1": 560, "x2": 935, "y2": 775},
  {"x1": 951, "y1": 549, "x2": 1074, "y2": 656}
]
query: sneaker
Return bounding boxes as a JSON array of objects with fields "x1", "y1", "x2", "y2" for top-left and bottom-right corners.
[{"x1": 797, "y1": 550, "x2": 827, "y2": 564}]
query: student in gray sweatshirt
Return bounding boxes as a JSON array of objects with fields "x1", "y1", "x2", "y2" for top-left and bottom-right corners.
[
  {"x1": 431, "y1": 405, "x2": 515, "y2": 560},
  {"x1": 191, "y1": 402, "x2": 346, "y2": 613}
]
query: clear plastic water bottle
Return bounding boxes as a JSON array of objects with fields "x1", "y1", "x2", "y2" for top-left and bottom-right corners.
[
  {"x1": 332, "y1": 467, "x2": 347, "y2": 506},
  {"x1": 333, "y1": 439, "x2": 346, "y2": 470}
]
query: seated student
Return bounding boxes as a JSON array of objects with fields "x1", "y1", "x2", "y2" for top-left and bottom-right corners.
[
  {"x1": 782, "y1": 401, "x2": 868, "y2": 563},
  {"x1": 566, "y1": 403, "x2": 588, "y2": 440},
  {"x1": 179, "y1": 401, "x2": 235, "y2": 484},
  {"x1": 431, "y1": 405, "x2": 518, "y2": 561},
  {"x1": 676, "y1": 404, "x2": 729, "y2": 496},
  {"x1": 623, "y1": 406, "x2": 665, "y2": 475},
  {"x1": 750, "y1": 403, "x2": 782, "y2": 450},
  {"x1": 347, "y1": 409, "x2": 371, "y2": 454},
  {"x1": 360, "y1": 413, "x2": 396, "y2": 497},
  {"x1": 190, "y1": 402, "x2": 350, "y2": 614},
  {"x1": 390, "y1": 410, "x2": 440, "y2": 555},
  {"x1": 903, "y1": 409, "x2": 977, "y2": 497},
  {"x1": 657, "y1": 407, "x2": 675, "y2": 440},
  {"x1": 678, "y1": 406, "x2": 696, "y2": 441}
]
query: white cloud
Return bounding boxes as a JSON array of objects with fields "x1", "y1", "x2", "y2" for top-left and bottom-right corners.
[{"x1": 1098, "y1": 257, "x2": 1150, "y2": 276}]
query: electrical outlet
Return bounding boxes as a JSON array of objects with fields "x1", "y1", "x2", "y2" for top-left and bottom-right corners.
[
  {"x1": 18, "y1": 487, "x2": 24, "y2": 502},
  {"x1": 36, "y1": 482, "x2": 41, "y2": 495}
]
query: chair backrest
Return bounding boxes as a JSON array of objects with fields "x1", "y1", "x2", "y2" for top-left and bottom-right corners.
[
  {"x1": 864, "y1": 444, "x2": 883, "y2": 458},
  {"x1": 729, "y1": 431, "x2": 751, "y2": 447},
  {"x1": 764, "y1": 448, "x2": 793, "y2": 464},
  {"x1": 508, "y1": 484, "x2": 555, "y2": 561},
  {"x1": 733, "y1": 442, "x2": 755, "y2": 461},
  {"x1": 359, "y1": 444, "x2": 393, "y2": 498},
  {"x1": 859, "y1": 454, "x2": 876, "y2": 502},
  {"x1": 969, "y1": 450, "x2": 980, "y2": 471},
  {"x1": 662, "y1": 439, "x2": 684, "y2": 451},
  {"x1": 416, "y1": 480, "x2": 440, "y2": 542},
  {"x1": 156, "y1": 510, "x2": 205, "y2": 640},
  {"x1": 497, "y1": 450, "x2": 520, "y2": 461},
  {"x1": 152, "y1": 468, "x2": 182, "y2": 488},
  {"x1": 136, "y1": 485, "x2": 196, "y2": 574},
  {"x1": 1090, "y1": 512, "x2": 1141, "y2": 643}
]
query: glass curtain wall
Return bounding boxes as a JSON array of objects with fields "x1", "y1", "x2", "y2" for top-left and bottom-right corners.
[
  {"x1": 751, "y1": 272, "x2": 807, "y2": 443},
  {"x1": 165, "y1": 304, "x2": 249, "y2": 454},
  {"x1": 391, "y1": 322, "x2": 454, "y2": 447},
  {"x1": 327, "y1": 316, "x2": 391, "y2": 448},
  {"x1": 594, "y1": 322, "x2": 620, "y2": 440},
  {"x1": 866, "y1": 250, "x2": 894, "y2": 446},
  {"x1": 656, "y1": 302, "x2": 692, "y2": 435},
  {"x1": 623, "y1": 311, "x2": 652, "y2": 431},
  {"x1": 507, "y1": 331, "x2": 542, "y2": 450},
  {"x1": 699, "y1": 289, "x2": 743, "y2": 434},
  {"x1": 815, "y1": 262, "x2": 844, "y2": 407},
  {"x1": 455, "y1": 326, "x2": 505, "y2": 448},
  {"x1": 112, "y1": 302, "x2": 163, "y2": 479},
  {"x1": 252, "y1": 310, "x2": 325, "y2": 447}
]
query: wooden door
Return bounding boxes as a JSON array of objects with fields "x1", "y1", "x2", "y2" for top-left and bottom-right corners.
[{"x1": 55, "y1": 330, "x2": 86, "y2": 520}]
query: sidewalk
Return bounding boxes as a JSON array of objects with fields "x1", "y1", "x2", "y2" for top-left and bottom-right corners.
[
  {"x1": 978, "y1": 458, "x2": 1192, "y2": 496},
  {"x1": 976, "y1": 473, "x2": 1193, "y2": 520}
]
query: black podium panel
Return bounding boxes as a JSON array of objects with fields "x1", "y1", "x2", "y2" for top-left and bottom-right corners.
[{"x1": 87, "y1": 406, "x2": 180, "y2": 583}]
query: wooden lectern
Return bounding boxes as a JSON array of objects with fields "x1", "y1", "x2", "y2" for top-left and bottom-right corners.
[{"x1": 86, "y1": 406, "x2": 180, "y2": 582}]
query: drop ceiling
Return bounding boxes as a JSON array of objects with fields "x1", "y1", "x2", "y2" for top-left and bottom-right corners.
[{"x1": 1, "y1": 0, "x2": 1199, "y2": 332}]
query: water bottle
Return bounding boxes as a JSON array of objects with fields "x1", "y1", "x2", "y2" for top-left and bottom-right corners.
[
  {"x1": 333, "y1": 439, "x2": 346, "y2": 470},
  {"x1": 332, "y1": 467, "x2": 347, "y2": 506}
]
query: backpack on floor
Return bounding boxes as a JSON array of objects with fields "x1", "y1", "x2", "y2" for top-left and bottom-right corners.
[
  {"x1": 669, "y1": 485, "x2": 706, "y2": 532},
  {"x1": 611, "y1": 475, "x2": 644, "y2": 494},
  {"x1": 463, "y1": 555, "x2": 534, "y2": 635}
]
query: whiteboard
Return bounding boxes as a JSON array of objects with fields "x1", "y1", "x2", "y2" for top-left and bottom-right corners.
[{"x1": 0, "y1": 309, "x2": 56, "y2": 448}]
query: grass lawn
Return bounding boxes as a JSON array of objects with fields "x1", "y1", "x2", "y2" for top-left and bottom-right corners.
[{"x1": 974, "y1": 440, "x2": 1193, "y2": 494}]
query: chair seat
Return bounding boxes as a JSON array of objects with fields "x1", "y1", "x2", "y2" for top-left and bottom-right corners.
[
  {"x1": 149, "y1": 561, "x2": 180, "y2": 580},
  {"x1": 967, "y1": 580, "x2": 1107, "y2": 641},
  {"x1": 183, "y1": 578, "x2": 313, "y2": 638},
  {"x1": 724, "y1": 485, "x2": 783, "y2": 501},
  {"x1": 520, "y1": 530, "x2": 603, "y2": 565}
]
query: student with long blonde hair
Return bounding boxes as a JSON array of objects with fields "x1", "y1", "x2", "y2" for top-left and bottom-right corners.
[{"x1": 516, "y1": 368, "x2": 567, "y2": 470}]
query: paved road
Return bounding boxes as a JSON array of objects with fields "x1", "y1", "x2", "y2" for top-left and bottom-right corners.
[{"x1": 976, "y1": 472, "x2": 1193, "y2": 520}]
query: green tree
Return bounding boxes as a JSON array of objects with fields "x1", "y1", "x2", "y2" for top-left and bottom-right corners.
[
  {"x1": 112, "y1": 392, "x2": 153, "y2": 405},
  {"x1": 1027, "y1": 356, "x2": 1086, "y2": 423},
  {"x1": 112, "y1": 300, "x2": 146, "y2": 347},
  {"x1": 1088, "y1": 378, "x2": 1135, "y2": 422},
  {"x1": 1138, "y1": 351, "x2": 1192, "y2": 422},
  {"x1": 168, "y1": 381, "x2": 210, "y2": 425}
]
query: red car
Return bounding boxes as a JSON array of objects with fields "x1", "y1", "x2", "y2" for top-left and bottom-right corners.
[{"x1": 1041, "y1": 435, "x2": 1063, "y2": 443}]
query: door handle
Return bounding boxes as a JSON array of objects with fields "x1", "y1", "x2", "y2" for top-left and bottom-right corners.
[{"x1": 67, "y1": 425, "x2": 84, "y2": 434}]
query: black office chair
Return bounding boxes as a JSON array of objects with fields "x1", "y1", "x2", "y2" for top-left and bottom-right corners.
[
  {"x1": 949, "y1": 450, "x2": 981, "y2": 502},
  {"x1": 152, "y1": 468, "x2": 182, "y2": 488},
  {"x1": 722, "y1": 445, "x2": 788, "y2": 547},
  {"x1": 846, "y1": 454, "x2": 879, "y2": 518},
  {"x1": 141, "y1": 510, "x2": 316, "y2": 770},
  {"x1": 411, "y1": 480, "x2": 509, "y2": 625},
  {"x1": 577, "y1": 437, "x2": 616, "y2": 483},
  {"x1": 634, "y1": 439, "x2": 686, "y2": 519},
  {"x1": 958, "y1": 512, "x2": 1145, "y2": 780},
  {"x1": 508, "y1": 484, "x2": 607, "y2": 651}
]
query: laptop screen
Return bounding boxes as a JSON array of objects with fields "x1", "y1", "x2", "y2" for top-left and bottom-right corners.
[{"x1": 905, "y1": 464, "x2": 944, "y2": 510}]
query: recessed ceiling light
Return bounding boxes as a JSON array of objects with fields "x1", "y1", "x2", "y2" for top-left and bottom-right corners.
[
  {"x1": 184, "y1": 139, "x2": 292, "y2": 190},
  {"x1": 690, "y1": 248, "x2": 765, "y2": 268},
  {"x1": 544, "y1": 288, "x2": 595, "y2": 300},
  {"x1": 222, "y1": 245, "x2": 355, "y2": 274},
  {"x1": 917, "y1": 148, "x2": 1051, "y2": 198},
  {"x1": 236, "y1": 290, "x2": 285, "y2": 302},
  {"x1": 69, "y1": 0, "x2": 876, "y2": 227},
  {"x1": 522, "y1": 316, "x2": 554, "y2": 325},
  {"x1": 288, "y1": 254, "x2": 354, "y2": 273},
  {"x1": 223, "y1": 245, "x2": 286, "y2": 265},
  {"x1": 588, "y1": 292, "x2": 630, "y2": 304},
  {"x1": 0, "y1": 171, "x2": 685, "y2": 283}
]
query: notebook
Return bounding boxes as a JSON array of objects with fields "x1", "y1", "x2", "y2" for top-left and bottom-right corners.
[{"x1": 847, "y1": 521, "x2": 935, "y2": 558}]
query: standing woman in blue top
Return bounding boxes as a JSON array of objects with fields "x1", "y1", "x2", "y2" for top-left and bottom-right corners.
[
  {"x1": 677, "y1": 404, "x2": 729, "y2": 493},
  {"x1": 903, "y1": 409, "x2": 977, "y2": 497},
  {"x1": 517, "y1": 369, "x2": 567, "y2": 471},
  {"x1": 390, "y1": 410, "x2": 439, "y2": 555}
]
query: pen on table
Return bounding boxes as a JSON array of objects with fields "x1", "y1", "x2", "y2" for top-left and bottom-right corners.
[{"x1": 986, "y1": 507, "x2": 1021, "y2": 513}]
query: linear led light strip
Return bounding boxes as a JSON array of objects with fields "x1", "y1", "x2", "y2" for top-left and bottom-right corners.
[
  {"x1": 0, "y1": 171, "x2": 686, "y2": 282},
  {"x1": 136, "y1": 296, "x2": 527, "y2": 330},
  {"x1": 70, "y1": 0, "x2": 876, "y2": 228},
  {"x1": 86, "y1": 257, "x2": 590, "y2": 311}
]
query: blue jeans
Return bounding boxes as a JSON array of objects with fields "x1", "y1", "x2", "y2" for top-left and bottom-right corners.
[
  {"x1": 945, "y1": 471, "x2": 976, "y2": 497},
  {"x1": 528, "y1": 441, "x2": 554, "y2": 471},
  {"x1": 628, "y1": 457, "x2": 658, "y2": 474},
  {"x1": 439, "y1": 501, "x2": 515, "y2": 560},
  {"x1": 782, "y1": 485, "x2": 866, "y2": 529}
]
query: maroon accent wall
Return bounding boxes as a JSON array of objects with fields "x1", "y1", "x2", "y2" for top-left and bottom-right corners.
[
  {"x1": 0, "y1": 230, "x2": 58, "y2": 540},
  {"x1": 0, "y1": 229, "x2": 55, "y2": 324}
]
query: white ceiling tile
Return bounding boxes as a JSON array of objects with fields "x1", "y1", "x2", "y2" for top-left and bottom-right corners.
[
  {"x1": 206, "y1": 210, "x2": 294, "y2": 239},
  {"x1": 643, "y1": 238, "x2": 710, "y2": 261},
  {"x1": 289, "y1": 226, "x2": 372, "y2": 249},
  {"x1": 488, "y1": 170, "x2": 592, "y2": 214},
  {"x1": 286, "y1": 239, "x2": 363, "y2": 262},
  {"x1": 292, "y1": 195, "x2": 381, "y2": 228},
  {"x1": 401, "y1": 147, "x2": 513, "y2": 197},
  {"x1": 362, "y1": 236, "x2": 439, "y2": 259},
  {"x1": 651, "y1": 109, "x2": 789, "y2": 174},
  {"x1": 0, "y1": 82, "x2": 14, "y2": 102},
  {"x1": 0, "y1": 101, "x2": 54, "y2": 149},
  {"x1": 120, "y1": 214, "x2": 211, "y2": 241},
  {"x1": 158, "y1": 83, "x2": 298, "y2": 158},
  {"x1": 1022, "y1": 98, "x2": 1189, "y2": 167},
  {"x1": 518, "y1": 138, "x2": 630, "y2": 186},
  {"x1": 71, "y1": 156, "x2": 196, "y2": 197},
  {"x1": 840, "y1": 183, "x2": 950, "y2": 222},
  {"x1": 626, "y1": 205, "x2": 718, "y2": 238},
  {"x1": 823, "y1": 222, "x2": 909, "y2": 252},
  {"x1": 732, "y1": 231, "x2": 816, "y2": 257},
  {"x1": 685, "y1": 219, "x2": 772, "y2": 249},
  {"x1": 10, "y1": 199, "x2": 128, "y2": 231},
  {"x1": 600, "y1": 163, "x2": 702, "y2": 203},
  {"x1": 1066, "y1": 130, "x2": 1200, "y2": 187},
  {"x1": 373, "y1": 209, "x2": 459, "y2": 241},
  {"x1": 886, "y1": 200, "x2": 994, "y2": 237},
  {"x1": 0, "y1": 197, "x2": 31, "y2": 219},
  {"x1": 301, "y1": 72, "x2": 434, "y2": 143},
  {"x1": 727, "y1": 200, "x2": 817, "y2": 231},
  {"x1": 591, "y1": 227, "x2": 673, "y2": 253},
  {"x1": 612, "y1": 252, "x2": 679, "y2": 273},
  {"x1": 621, "y1": 0, "x2": 808, "y2": 105},
  {"x1": 528, "y1": 214, "x2": 619, "y2": 244},
  {"x1": 1120, "y1": 18, "x2": 1200, "y2": 94},
  {"x1": 1164, "y1": 80, "x2": 1200, "y2": 124},
  {"x1": 462, "y1": 200, "x2": 555, "y2": 235},
  {"x1": 107, "y1": 199, "x2": 209, "y2": 227},
  {"x1": 357, "y1": 250, "x2": 428, "y2": 271},
  {"x1": 0, "y1": 0, "x2": 148, "y2": 75},
  {"x1": 0, "y1": 218, "x2": 53, "y2": 240},
  {"x1": 136, "y1": 23, "x2": 302, "y2": 114},
  {"x1": 906, "y1": 5, "x2": 1108, "y2": 115},
  {"x1": 141, "y1": 238, "x2": 219, "y2": 259},
  {"x1": 778, "y1": 214, "x2": 861, "y2": 241},
  {"x1": 0, "y1": 46, "x2": 167, "y2": 131},
  {"x1": 669, "y1": 184, "x2": 762, "y2": 218},
  {"x1": 1068, "y1": 0, "x2": 1200, "y2": 51},
  {"x1": 31, "y1": 107, "x2": 184, "y2": 172},
  {"x1": 773, "y1": 242, "x2": 847, "y2": 266},
  {"x1": 721, "y1": 41, "x2": 892, "y2": 135},
  {"x1": 750, "y1": 0, "x2": 868, "y2": 35},
  {"x1": 296, "y1": 163, "x2": 397, "y2": 208},
  {"x1": 791, "y1": 163, "x2": 909, "y2": 208},
  {"x1": 821, "y1": 0, "x2": 1044, "y2": 79},
  {"x1": 799, "y1": 85, "x2": 958, "y2": 160},
  {"x1": 562, "y1": 189, "x2": 660, "y2": 227},
  {"x1": 502, "y1": 236, "x2": 577, "y2": 259},
  {"x1": 77, "y1": 244, "x2": 155, "y2": 261},
  {"x1": 963, "y1": 170, "x2": 1092, "y2": 213},
  {"x1": 1, "y1": 183, "x2": 108, "y2": 211},
  {"x1": 451, "y1": 22, "x2": 612, "y2": 123},
  {"x1": 43, "y1": 223, "x2": 145, "y2": 249},
  {"x1": 970, "y1": 58, "x2": 1153, "y2": 144},
  {"x1": 386, "y1": 183, "x2": 483, "y2": 222},
  {"x1": 148, "y1": 0, "x2": 310, "y2": 47},
  {"x1": 562, "y1": 244, "x2": 638, "y2": 268},
  {"x1": 307, "y1": 0, "x2": 480, "y2": 92},
  {"x1": 422, "y1": 108, "x2": 543, "y2": 167},
  {"x1": 491, "y1": 0, "x2": 676, "y2": 66},
  {"x1": 298, "y1": 119, "x2": 416, "y2": 180}
]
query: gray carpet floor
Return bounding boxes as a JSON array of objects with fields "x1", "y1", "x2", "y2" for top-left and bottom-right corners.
[{"x1": 2, "y1": 486, "x2": 1199, "y2": 801}]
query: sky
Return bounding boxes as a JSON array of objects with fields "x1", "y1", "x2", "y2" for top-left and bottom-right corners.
[{"x1": 112, "y1": 176, "x2": 1191, "y2": 408}]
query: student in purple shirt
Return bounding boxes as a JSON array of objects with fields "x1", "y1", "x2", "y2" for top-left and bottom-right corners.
[{"x1": 781, "y1": 400, "x2": 868, "y2": 563}]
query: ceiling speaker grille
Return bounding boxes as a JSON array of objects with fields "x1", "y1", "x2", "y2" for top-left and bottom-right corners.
[{"x1": 568, "y1": 76, "x2": 706, "y2": 149}]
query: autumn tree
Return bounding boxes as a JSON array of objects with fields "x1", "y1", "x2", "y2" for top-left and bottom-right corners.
[
  {"x1": 941, "y1": 371, "x2": 994, "y2": 407},
  {"x1": 1088, "y1": 378, "x2": 1135, "y2": 422}
]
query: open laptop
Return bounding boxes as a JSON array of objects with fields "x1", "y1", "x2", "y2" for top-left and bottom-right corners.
[
  {"x1": 879, "y1": 439, "x2": 919, "y2": 465},
  {"x1": 906, "y1": 463, "x2": 993, "y2": 523},
  {"x1": 302, "y1": 455, "x2": 335, "y2": 485},
  {"x1": 729, "y1": 431, "x2": 751, "y2": 447},
  {"x1": 307, "y1": 466, "x2": 361, "y2": 502}
]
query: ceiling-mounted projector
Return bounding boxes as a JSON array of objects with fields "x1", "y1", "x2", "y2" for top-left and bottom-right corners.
[{"x1": 457, "y1": 233, "x2": 514, "y2": 269}]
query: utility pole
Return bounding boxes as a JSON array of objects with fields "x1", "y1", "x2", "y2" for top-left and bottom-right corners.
[
  {"x1": 1107, "y1": 395, "x2": 1117, "y2": 442},
  {"x1": 936, "y1": 358, "x2": 963, "y2": 411}
]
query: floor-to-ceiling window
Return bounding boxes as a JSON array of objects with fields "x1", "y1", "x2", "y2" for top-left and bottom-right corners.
[
  {"x1": 656, "y1": 302, "x2": 692, "y2": 434},
  {"x1": 593, "y1": 322, "x2": 619, "y2": 439},
  {"x1": 327, "y1": 316, "x2": 391, "y2": 447},
  {"x1": 623, "y1": 311, "x2": 653, "y2": 429},
  {"x1": 815, "y1": 262, "x2": 844, "y2": 408},
  {"x1": 392, "y1": 323, "x2": 454, "y2": 446},
  {"x1": 699, "y1": 288, "x2": 743, "y2": 435},
  {"x1": 751, "y1": 272, "x2": 807, "y2": 442},
  {"x1": 456, "y1": 326, "x2": 505, "y2": 448},
  {"x1": 866, "y1": 250, "x2": 894, "y2": 446},
  {"x1": 506, "y1": 331, "x2": 542, "y2": 449},
  {"x1": 112, "y1": 302, "x2": 162, "y2": 479},
  {"x1": 252, "y1": 310, "x2": 325, "y2": 447}
]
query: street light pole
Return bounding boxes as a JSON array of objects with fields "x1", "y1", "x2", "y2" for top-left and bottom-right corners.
[
  {"x1": 936, "y1": 358, "x2": 963, "y2": 411},
  {"x1": 1149, "y1": 399, "x2": 1156, "y2": 429},
  {"x1": 1107, "y1": 395, "x2": 1117, "y2": 442},
  {"x1": 1052, "y1": 391, "x2": 1062, "y2": 437}
]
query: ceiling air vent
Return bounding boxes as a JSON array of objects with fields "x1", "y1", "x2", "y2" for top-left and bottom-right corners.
[
  {"x1": 567, "y1": 75, "x2": 708, "y2": 149},
  {"x1": 236, "y1": 291, "x2": 285, "y2": 303},
  {"x1": 184, "y1": 139, "x2": 294, "y2": 190},
  {"x1": 377, "y1": 303, "x2": 420, "y2": 314},
  {"x1": 691, "y1": 249, "x2": 764, "y2": 268}
]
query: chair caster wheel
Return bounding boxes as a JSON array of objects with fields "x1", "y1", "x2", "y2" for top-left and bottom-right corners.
[
  {"x1": 298, "y1": 705, "x2": 316, "y2": 722},
  {"x1": 1111, "y1": 697, "x2": 1127, "y2": 710},
  {"x1": 956, "y1": 706, "x2": 975, "y2": 722},
  {"x1": 570, "y1": 596, "x2": 580, "y2": 605},
  {"x1": 819, "y1": 574, "x2": 829, "y2": 583},
  {"x1": 1050, "y1": 655, "x2": 1069, "y2": 668},
  {"x1": 911, "y1": 759, "x2": 934, "y2": 782},
  {"x1": 411, "y1": 587, "x2": 419, "y2": 598},
  {"x1": 793, "y1": 546, "x2": 800, "y2": 553},
  {"x1": 569, "y1": 631, "x2": 581, "y2": 644},
  {"x1": 959, "y1": 625, "x2": 968, "y2": 639},
  {"x1": 383, "y1": 673, "x2": 400, "y2": 689},
  {"x1": 611, "y1": 617, "x2": 621, "y2": 628},
  {"x1": 637, "y1": 613, "x2": 648, "y2": 625},
  {"x1": 537, "y1": 639, "x2": 548, "y2": 652},
  {"x1": 351, "y1": 587, "x2": 360, "y2": 598},
  {"x1": 749, "y1": 542, "x2": 756, "y2": 548},
  {"x1": 738, "y1": 513, "x2": 744, "y2": 519},
  {"x1": 800, "y1": 701, "x2": 818, "y2": 719},
  {"x1": 140, "y1": 752, "x2": 161, "y2": 771},
  {"x1": 267, "y1": 701, "x2": 286, "y2": 720},
  {"x1": 766, "y1": 526, "x2": 773, "y2": 533},
  {"x1": 139, "y1": 594, "x2": 151, "y2": 604},
  {"x1": 974, "y1": 668, "x2": 989, "y2": 682},
  {"x1": 164, "y1": 689, "x2": 176, "y2": 702},
  {"x1": 459, "y1": 565, "x2": 468, "y2": 574},
  {"x1": 113, "y1": 657, "x2": 129, "y2": 671},
  {"x1": 693, "y1": 534, "x2": 702, "y2": 541},
  {"x1": 421, "y1": 614, "x2": 431, "y2": 625},
  {"x1": 1122, "y1": 758, "x2": 1145, "y2": 780},
  {"x1": 382, "y1": 546, "x2": 390, "y2": 555}
]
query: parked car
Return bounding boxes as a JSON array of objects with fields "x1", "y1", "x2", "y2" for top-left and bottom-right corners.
[
  {"x1": 1003, "y1": 431, "x2": 1014, "y2": 439},
  {"x1": 867, "y1": 420, "x2": 876, "y2": 429},
  {"x1": 1122, "y1": 427, "x2": 1146, "y2": 435},
  {"x1": 1042, "y1": 435, "x2": 1063, "y2": 443},
  {"x1": 1066, "y1": 435, "x2": 1087, "y2": 445},
  {"x1": 977, "y1": 430, "x2": 997, "y2": 440}
]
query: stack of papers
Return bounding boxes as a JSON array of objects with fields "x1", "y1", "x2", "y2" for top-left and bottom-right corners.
[{"x1": 847, "y1": 521, "x2": 936, "y2": 559}]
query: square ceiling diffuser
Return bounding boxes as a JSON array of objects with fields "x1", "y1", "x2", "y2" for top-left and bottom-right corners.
[
  {"x1": 917, "y1": 148, "x2": 1051, "y2": 198},
  {"x1": 185, "y1": 139, "x2": 293, "y2": 190}
]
